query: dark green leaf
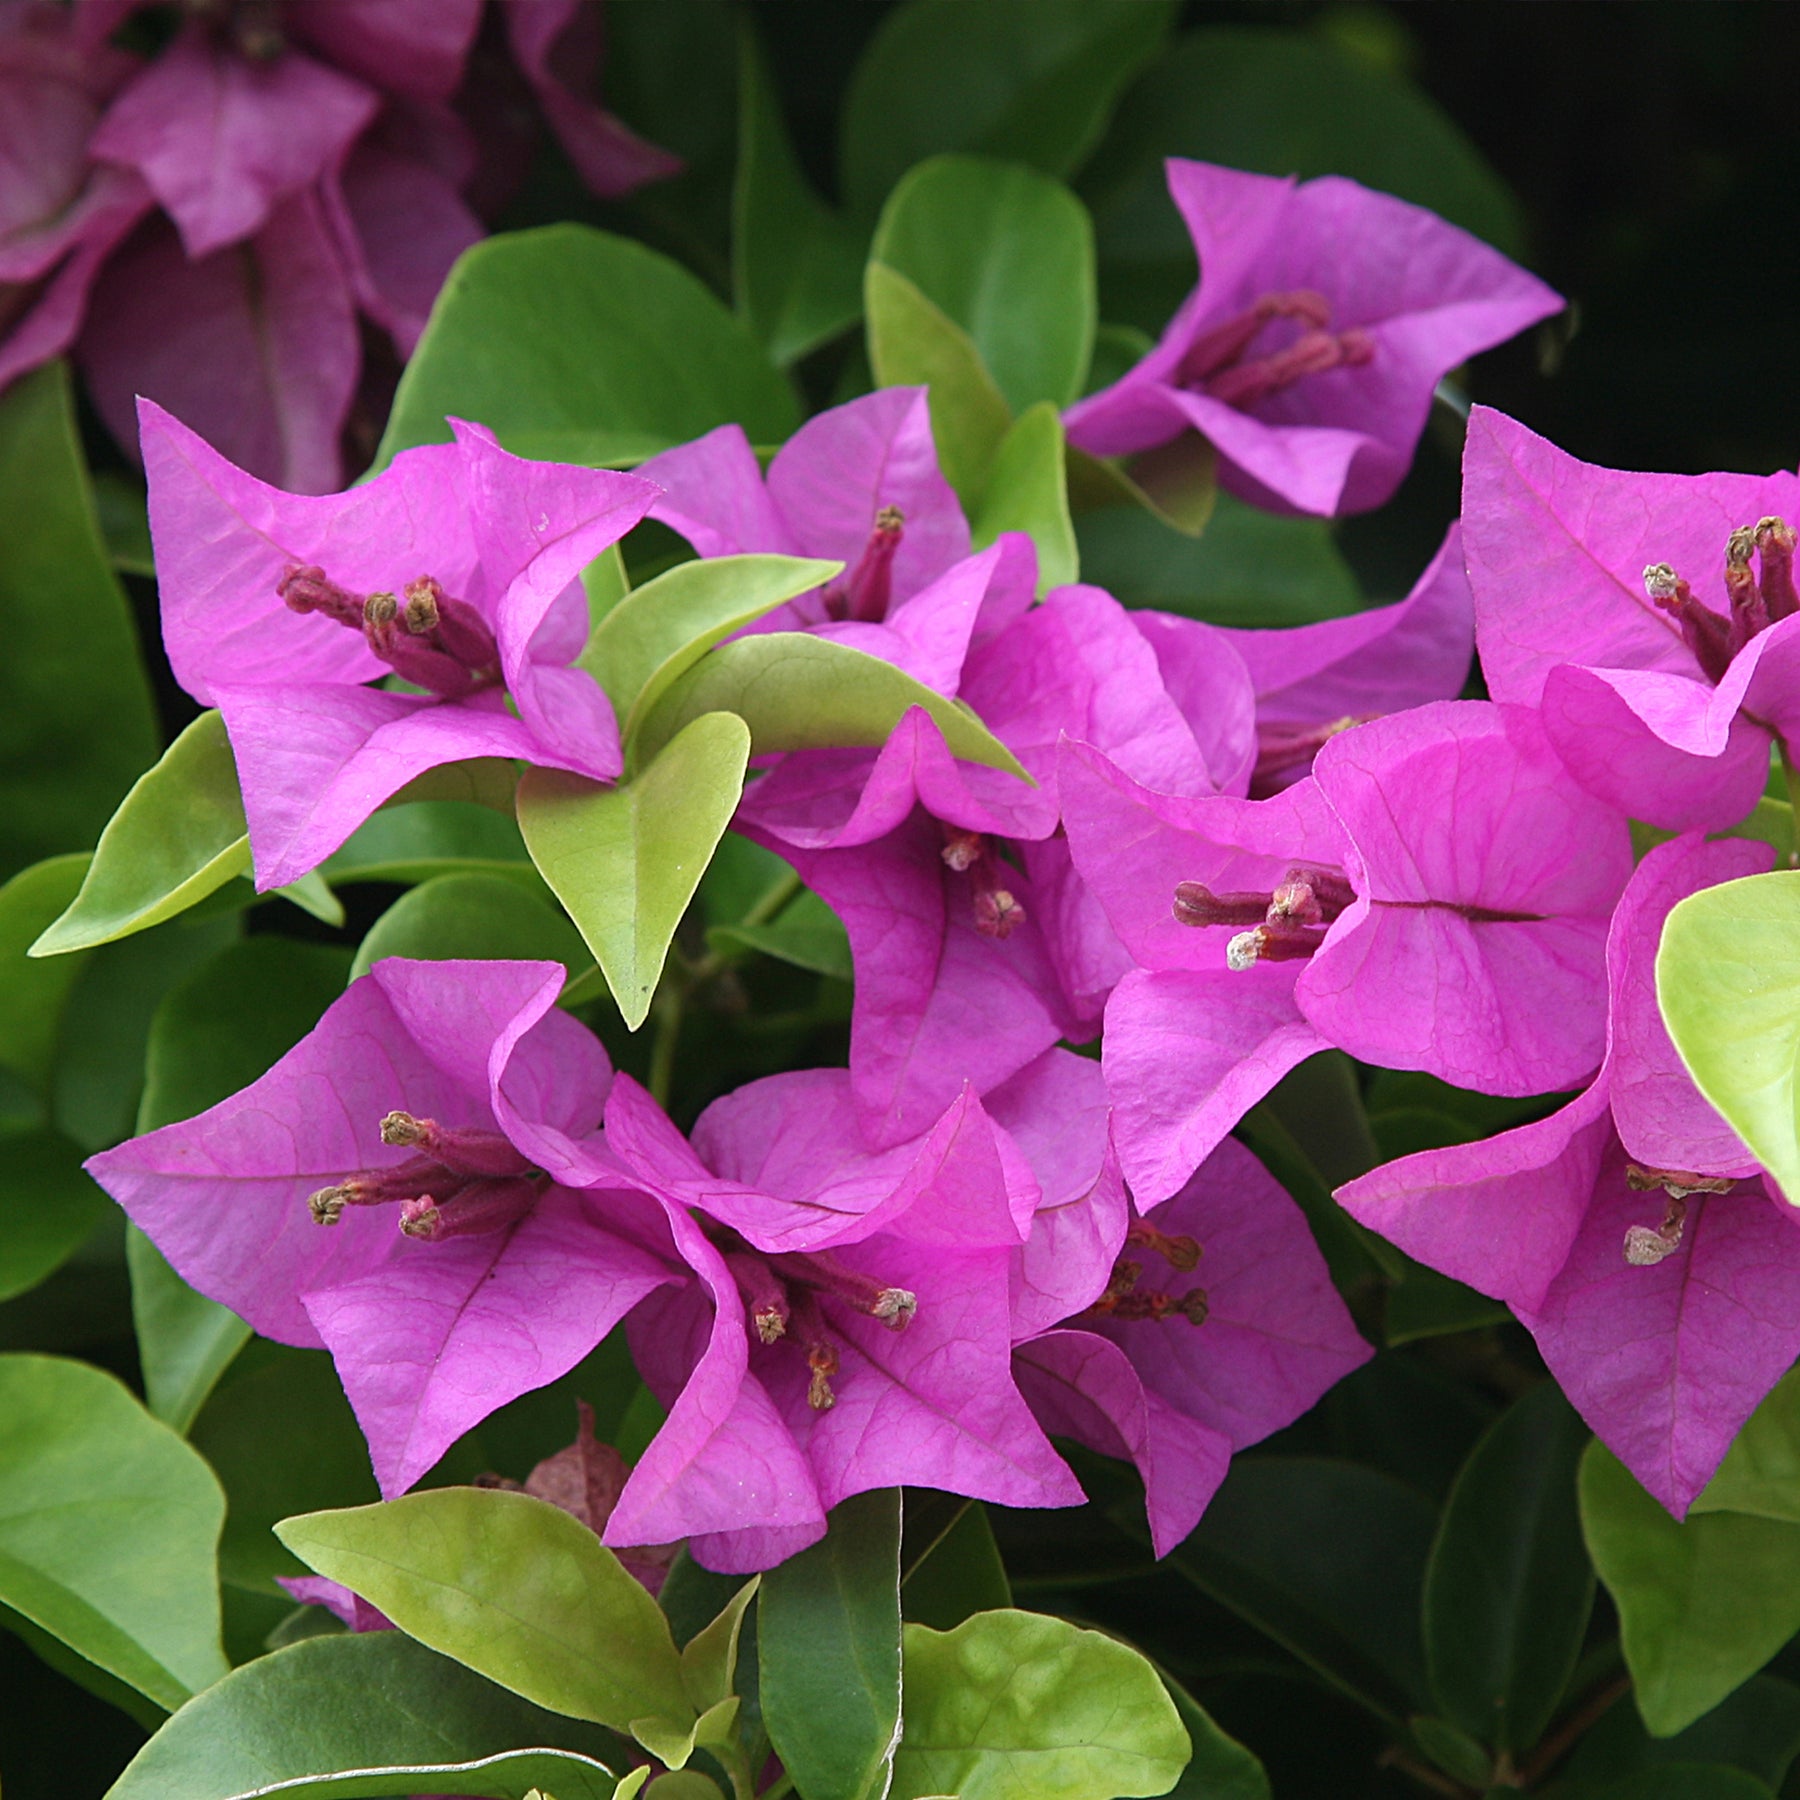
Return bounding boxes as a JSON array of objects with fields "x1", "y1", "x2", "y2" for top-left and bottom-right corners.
[
  {"x1": 633, "y1": 633, "x2": 1028, "y2": 781},
  {"x1": 707, "y1": 888, "x2": 851, "y2": 982},
  {"x1": 0, "y1": 362, "x2": 158, "y2": 879},
  {"x1": 1170, "y1": 1456, "x2": 1435, "y2": 1723},
  {"x1": 379, "y1": 226, "x2": 798, "y2": 466},
  {"x1": 733, "y1": 23, "x2": 865, "y2": 365},
  {"x1": 322, "y1": 799, "x2": 531, "y2": 889},
  {"x1": 0, "y1": 1352, "x2": 227, "y2": 1712},
  {"x1": 865, "y1": 260, "x2": 1014, "y2": 508},
  {"x1": 871, "y1": 155, "x2": 1096, "y2": 412},
  {"x1": 348, "y1": 873, "x2": 590, "y2": 985},
  {"x1": 892, "y1": 1609, "x2": 1190, "y2": 1800},
  {"x1": 275, "y1": 1489, "x2": 691, "y2": 1733},
  {"x1": 1572, "y1": 1767, "x2": 1776, "y2": 1800},
  {"x1": 104, "y1": 1629, "x2": 633, "y2": 1800},
  {"x1": 0, "y1": 1126, "x2": 109, "y2": 1302},
  {"x1": 0, "y1": 853, "x2": 92, "y2": 1098},
  {"x1": 127, "y1": 1231, "x2": 251, "y2": 1439},
  {"x1": 1383, "y1": 1262, "x2": 1511, "y2": 1345},
  {"x1": 901, "y1": 1500, "x2": 1010, "y2": 1632},
  {"x1": 1425, "y1": 1383, "x2": 1594, "y2": 1750},
  {"x1": 1077, "y1": 492, "x2": 1363, "y2": 627},
  {"x1": 1163, "y1": 1672, "x2": 1270, "y2": 1800},
  {"x1": 518, "y1": 711, "x2": 750, "y2": 1029},
  {"x1": 760, "y1": 1489, "x2": 903, "y2": 1800},
  {"x1": 1581, "y1": 1442, "x2": 1800, "y2": 1736},
  {"x1": 1562, "y1": 1675, "x2": 1800, "y2": 1793},
  {"x1": 841, "y1": 0, "x2": 1177, "y2": 214}
]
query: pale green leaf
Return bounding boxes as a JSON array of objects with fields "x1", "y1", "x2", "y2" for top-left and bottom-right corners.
[{"x1": 972, "y1": 403, "x2": 1078, "y2": 593}]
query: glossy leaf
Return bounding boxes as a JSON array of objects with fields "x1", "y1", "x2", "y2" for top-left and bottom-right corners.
[
  {"x1": 761, "y1": 1490, "x2": 903, "y2": 1800},
  {"x1": 1693, "y1": 1367, "x2": 1800, "y2": 1526},
  {"x1": 679, "y1": 1577, "x2": 759, "y2": 1716},
  {"x1": 518, "y1": 712, "x2": 751, "y2": 1029},
  {"x1": 580, "y1": 553, "x2": 841, "y2": 742},
  {"x1": 348, "y1": 874, "x2": 591, "y2": 985},
  {"x1": 865, "y1": 261, "x2": 1014, "y2": 509},
  {"x1": 733, "y1": 24, "x2": 865, "y2": 365},
  {"x1": 872, "y1": 156, "x2": 1096, "y2": 413},
  {"x1": 275, "y1": 1489, "x2": 692, "y2": 1732},
  {"x1": 127, "y1": 1231, "x2": 252, "y2": 1439},
  {"x1": 901, "y1": 1500, "x2": 1011, "y2": 1632},
  {"x1": 0, "y1": 361, "x2": 158, "y2": 880},
  {"x1": 31, "y1": 711, "x2": 248, "y2": 959},
  {"x1": 1656, "y1": 870, "x2": 1800, "y2": 1207},
  {"x1": 972, "y1": 403, "x2": 1079, "y2": 594},
  {"x1": 1169, "y1": 1455, "x2": 1433, "y2": 1723},
  {"x1": 633, "y1": 633, "x2": 1028, "y2": 780},
  {"x1": 1077, "y1": 491, "x2": 1363, "y2": 627},
  {"x1": 0, "y1": 1126, "x2": 109, "y2": 1302},
  {"x1": 892, "y1": 1609, "x2": 1190, "y2": 1800},
  {"x1": 0, "y1": 853, "x2": 92, "y2": 1096},
  {"x1": 1163, "y1": 1674, "x2": 1271, "y2": 1800},
  {"x1": 323, "y1": 798, "x2": 531, "y2": 889},
  {"x1": 707, "y1": 887, "x2": 852, "y2": 982},
  {"x1": 379, "y1": 225, "x2": 799, "y2": 466},
  {"x1": 1424, "y1": 1382, "x2": 1594, "y2": 1751},
  {"x1": 0, "y1": 1353, "x2": 228, "y2": 1712},
  {"x1": 841, "y1": 0, "x2": 1177, "y2": 213},
  {"x1": 105, "y1": 1629, "x2": 632, "y2": 1800},
  {"x1": 1580, "y1": 1442, "x2": 1800, "y2": 1736}
]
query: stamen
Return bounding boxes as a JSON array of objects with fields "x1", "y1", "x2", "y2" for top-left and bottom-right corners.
[
  {"x1": 1126, "y1": 1220, "x2": 1202, "y2": 1272},
  {"x1": 1724, "y1": 526, "x2": 1768, "y2": 651},
  {"x1": 1624, "y1": 1163, "x2": 1736, "y2": 1199},
  {"x1": 1175, "y1": 290, "x2": 1334, "y2": 387},
  {"x1": 807, "y1": 1345, "x2": 839, "y2": 1411},
  {"x1": 395, "y1": 1175, "x2": 542, "y2": 1242},
  {"x1": 942, "y1": 830, "x2": 984, "y2": 873},
  {"x1": 768, "y1": 1249, "x2": 918, "y2": 1332},
  {"x1": 379, "y1": 1112, "x2": 533, "y2": 1178},
  {"x1": 1644, "y1": 562, "x2": 1735, "y2": 683},
  {"x1": 974, "y1": 886, "x2": 1025, "y2": 939},
  {"x1": 1173, "y1": 881, "x2": 1270, "y2": 928},
  {"x1": 1623, "y1": 1194, "x2": 1689, "y2": 1267},
  {"x1": 310, "y1": 1188, "x2": 346, "y2": 1226},
  {"x1": 821, "y1": 506, "x2": 905, "y2": 623},
  {"x1": 277, "y1": 563, "x2": 364, "y2": 628},
  {"x1": 1249, "y1": 717, "x2": 1363, "y2": 797},
  {"x1": 1757, "y1": 518, "x2": 1799, "y2": 621},
  {"x1": 1226, "y1": 923, "x2": 1328, "y2": 969},
  {"x1": 1203, "y1": 326, "x2": 1371, "y2": 410},
  {"x1": 305, "y1": 1154, "x2": 468, "y2": 1225},
  {"x1": 726, "y1": 1252, "x2": 791, "y2": 1344}
]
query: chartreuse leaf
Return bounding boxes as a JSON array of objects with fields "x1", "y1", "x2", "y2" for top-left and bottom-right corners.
[
  {"x1": 892, "y1": 1610, "x2": 1190, "y2": 1800},
  {"x1": 104, "y1": 1630, "x2": 634, "y2": 1800},
  {"x1": 0, "y1": 1127, "x2": 108, "y2": 1302},
  {"x1": 680, "y1": 1577, "x2": 759, "y2": 1715},
  {"x1": 31, "y1": 711, "x2": 248, "y2": 957},
  {"x1": 872, "y1": 156, "x2": 1096, "y2": 414},
  {"x1": 379, "y1": 225, "x2": 798, "y2": 467},
  {"x1": 760, "y1": 1490, "x2": 903, "y2": 1800},
  {"x1": 275, "y1": 1489, "x2": 693, "y2": 1733},
  {"x1": 0, "y1": 361, "x2": 158, "y2": 880},
  {"x1": 585, "y1": 544, "x2": 631, "y2": 629},
  {"x1": 840, "y1": 0, "x2": 1177, "y2": 213},
  {"x1": 580, "y1": 553, "x2": 842, "y2": 741},
  {"x1": 0, "y1": 853, "x2": 91, "y2": 1096},
  {"x1": 1424, "y1": 1383, "x2": 1594, "y2": 1752},
  {"x1": 633, "y1": 634, "x2": 1029, "y2": 782},
  {"x1": 518, "y1": 712, "x2": 751, "y2": 1030},
  {"x1": 1168, "y1": 1455, "x2": 1432, "y2": 1724},
  {"x1": 1657, "y1": 870, "x2": 1800, "y2": 1206},
  {"x1": 1693, "y1": 1367, "x2": 1800, "y2": 1524},
  {"x1": 865, "y1": 262, "x2": 1014, "y2": 510},
  {"x1": 972, "y1": 403, "x2": 1078, "y2": 593},
  {"x1": 1580, "y1": 1441, "x2": 1800, "y2": 1736},
  {"x1": 733, "y1": 22, "x2": 864, "y2": 365},
  {"x1": 0, "y1": 1353, "x2": 228, "y2": 1713},
  {"x1": 1161, "y1": 1673, "x2": 1270, "y2": 1800},
  {"x1": 349, "y1": 874, "x2": 592, "y2": 985}
]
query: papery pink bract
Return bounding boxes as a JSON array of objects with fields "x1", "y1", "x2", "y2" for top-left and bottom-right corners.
[
  {"x1": 1339, "y1": 834, "x2": 1800, "y2": 1515},
  {"x1": 86, "y1": 960, "x2": 685, "y2": 1498},
  {"x1": 1017, "y1": 1138, "x2": 1370, "y2": 1554},
  {"x1": 1065, "y1": 161, "x2": 1562, "y2": 516},
  {"x1": 141, "y1": 400, "x2": 656, "y2": 886},
  {"x1": 1464, "y1": 406, "x2": 1800, "y2": 830}
]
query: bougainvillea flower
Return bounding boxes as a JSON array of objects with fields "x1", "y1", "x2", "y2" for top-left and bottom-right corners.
[
  {"x1": 1136, "y1": 522, "x2": 1475, "y2": 797},
  {"x1": 86, "y1": 960, "x2": 689, "y2": 1499},
  {"x1": 142, "y1": 401, "x2": 658, "y2": 886},
  {"x1": 1064, "y1": 160, "x2": 1562, "y2": 516},
  {"x1": 1339, "y1": 834, "x2": 1800, "y2": 1515},
  {"x1": 1063, "y1": 701, "x2": 1632, "y2": 1202},
  {"x1": 635, "y1": 387, "x2": 987, "y2": 667},
  {"x1": 1464, "y1": 407, "x2": 1800, "y2": 830},
  {"x1": 742, "y1": 582, "x2": 1226, "y2": 1147},
  {"x1": 1016, "y1": 1138, "x2": 1370, "y2": 1554},
  {"x1": 0, "y1": 7, "x2": 151, "y2": 389},
  {"x1": 600, "y1": 1067, "x2": 1086, "y2": 1571}
]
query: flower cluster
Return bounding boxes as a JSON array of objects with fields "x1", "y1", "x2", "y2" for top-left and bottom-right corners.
[
  {"x1": 0, "y1": 0, "x2": 676, "y2": 490},
  {"x1": 89, "y1": 147, "x2": 1792, "y2": 1577}
]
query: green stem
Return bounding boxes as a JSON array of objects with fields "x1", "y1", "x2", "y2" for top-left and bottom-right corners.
[{"x1": 648, "y1": 983, "x2": 684, "y2": 1110}]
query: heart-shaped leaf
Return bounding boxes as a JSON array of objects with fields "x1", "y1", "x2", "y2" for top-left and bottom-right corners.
[{"x1": 518, "y1": 711, "x2": 752, "y2": 1029}]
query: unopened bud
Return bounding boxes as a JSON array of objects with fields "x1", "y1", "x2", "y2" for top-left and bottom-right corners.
[
  {"x1": 1643, "y1": 563, "x2": 1681, "y2": 603},
  {"x1": 364, "y1": 591, "x2": 398, "y2": 629},
  {"x1": 401, "y1": 583, "x2": 440, "y2": 635},
  {"x1": 869, "y1": 1287, "x2": 917, "y2": 1330},
  {"x1": 975, "y1": 887, "x2": 1024, "y2": 939},
  {"x1": 398, "y1": 1198, "x2": 441, "y2": 1239},
  {"x1": 309, "y1": 1186, "x2": 348, "y2": 1226},
  {"x1": 381, "y1": 1111, "x2": 431, "y2": 1148},
  {"x1": 875, "y1": 504, "x2": 904, "y2": 534}
]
